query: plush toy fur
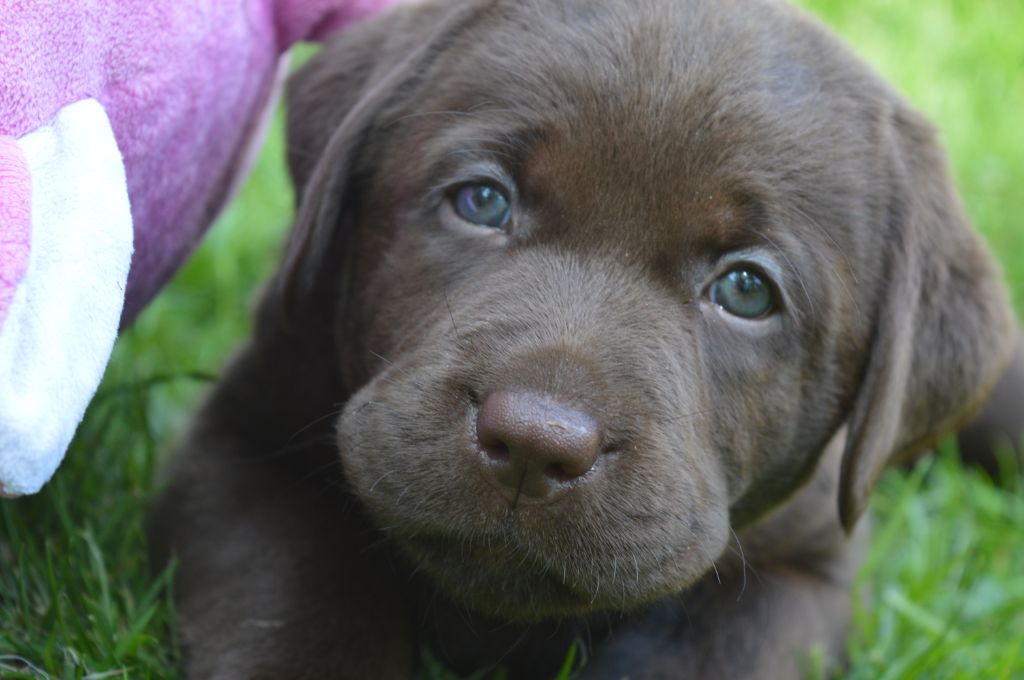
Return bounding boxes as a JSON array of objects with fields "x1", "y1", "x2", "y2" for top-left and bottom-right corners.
[{"x1": 0, "y1": 0, "x2": 400, "y2": 496}]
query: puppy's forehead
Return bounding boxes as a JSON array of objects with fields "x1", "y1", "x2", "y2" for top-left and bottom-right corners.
[{"x1": 420, "y1": 0, "x2": 891, "y2": 252}]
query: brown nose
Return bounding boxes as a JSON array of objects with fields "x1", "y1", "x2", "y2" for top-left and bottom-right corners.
[{"x1": 476, "y1": 391, "x2": 601, "y2": 501}]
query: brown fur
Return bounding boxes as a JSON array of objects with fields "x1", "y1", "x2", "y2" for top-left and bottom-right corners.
[{"x1": 149, "y1": 1, "x2": 1018, "y2": 677}]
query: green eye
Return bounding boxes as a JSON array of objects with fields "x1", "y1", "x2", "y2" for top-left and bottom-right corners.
[
  {"x1": 710, "y1": 267, "x2": 775, "y2": 319},
  {"x1": 452, "y1": 183, "x2": 512, "y2": 229}
]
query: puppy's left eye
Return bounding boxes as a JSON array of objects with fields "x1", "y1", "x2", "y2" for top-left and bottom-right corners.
[
  {"x1": 452, "y1": 183, "x2": 512, "y2": 229},
  {"x1": 709, "y1": 267, "x2": 775, "y2": 319}
]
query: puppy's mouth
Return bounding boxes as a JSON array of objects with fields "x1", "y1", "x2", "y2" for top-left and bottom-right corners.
[{"x1": 397, "y1": 531, "x2": 622, "y2": 619}]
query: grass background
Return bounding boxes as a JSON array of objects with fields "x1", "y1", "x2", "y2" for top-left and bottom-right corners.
[{"x1": 2, "y1": 0, "x2": 1023, "y2": 677}]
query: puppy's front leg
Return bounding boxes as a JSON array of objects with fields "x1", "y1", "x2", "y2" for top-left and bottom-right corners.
[{"x1": 150, "y1": 417, "x2": 415, "y2": 679}]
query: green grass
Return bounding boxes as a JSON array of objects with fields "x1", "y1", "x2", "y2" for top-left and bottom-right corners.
[{"x1": 2, "y1": 1, "x2": 1023, "y2": 677}]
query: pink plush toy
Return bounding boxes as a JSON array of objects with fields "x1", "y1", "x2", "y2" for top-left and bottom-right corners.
[{"x1": 0, "y1": 0, "x2": 399, "y2": 496}]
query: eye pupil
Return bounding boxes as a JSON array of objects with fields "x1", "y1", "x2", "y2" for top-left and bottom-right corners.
[
  {"x1": 453, "y1": 183, "x2": 511, "y2": 229},
  {"x1": 710, "y1": 267, "x2": 774, "y2": 319}
]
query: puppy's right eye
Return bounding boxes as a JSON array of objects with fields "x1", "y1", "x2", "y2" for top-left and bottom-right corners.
[{"x1": 451, "y1": 183, "x2": 512, "y2": 230}]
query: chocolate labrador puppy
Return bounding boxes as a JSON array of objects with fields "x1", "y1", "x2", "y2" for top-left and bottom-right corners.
[{"x1": 149, "y1": 0, "x2": 1019, "y2": 677}]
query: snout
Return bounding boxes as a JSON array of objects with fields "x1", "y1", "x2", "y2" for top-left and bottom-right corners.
[
  {"x1": 476, "y1": 391, "x2": 602, "y2": 502},
  {"x1": 337, "y1": 253, "x2": 733, "y2": 615}
]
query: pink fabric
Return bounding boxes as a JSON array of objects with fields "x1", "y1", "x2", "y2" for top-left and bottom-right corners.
[
  {"x1": 274, "y1": 0, "x2": 394, "y2": 45},
  {"x1": 0, "y1": 137, "x2": 31, "y2": 333},
  {"x1": 0, "y1": 0, "x2": 396, "y2": 323}
]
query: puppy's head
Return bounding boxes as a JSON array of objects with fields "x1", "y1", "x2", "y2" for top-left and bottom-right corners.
[{"x1": 272, "y1": 0, "x2": 1014, "y2": 619}]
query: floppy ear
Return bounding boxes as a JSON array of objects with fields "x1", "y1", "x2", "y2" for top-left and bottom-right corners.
[
  {"x1": 266, "y1": 0, "x2": 487, "y2": 323},
  {"x1": 838, "y1": 103, "x2": 1016, "y2": 531}
]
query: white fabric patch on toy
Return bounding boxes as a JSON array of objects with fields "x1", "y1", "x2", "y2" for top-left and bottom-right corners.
[{"x1": 0, "y1": 98, "x2": 133, "y2": 497}]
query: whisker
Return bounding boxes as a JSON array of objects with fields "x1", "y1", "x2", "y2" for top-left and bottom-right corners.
[
  {"x1": 286, "y1": 407, "x2": 346, "y2": 444},
  {"x1": 368, "y1": 350, "x2": 394, "y2": 366},
  {"x1": 443, "y1": 288, "x2": 462, "y2": 344},
  {"x1": 729, "y1": 526, "x2": 748, "y2": 602},
  {"x1": 369, "y1": 469, "x2": 400, "y2": 493},
  {"x1": 756, "y1": 229, "x2": 816, "y2": 318},
  {"x1": 785, "y1": 203, "x2": 864, "y2": 319}
]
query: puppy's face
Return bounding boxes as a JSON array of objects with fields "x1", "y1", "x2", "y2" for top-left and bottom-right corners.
[{"x1": 280, "y1": 0, "x2": 1012, "y2": 619}]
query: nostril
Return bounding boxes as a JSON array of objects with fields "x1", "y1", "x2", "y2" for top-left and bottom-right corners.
[
  {"x1": 544, "y1": 462, "x2": 584, "y2": 483},
  {"x1": 477, "y1": 414, "x2": 509, "y2": 462},
  {"x1": 482, "y1": 441, "x2": 510, "y2": 463}
]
